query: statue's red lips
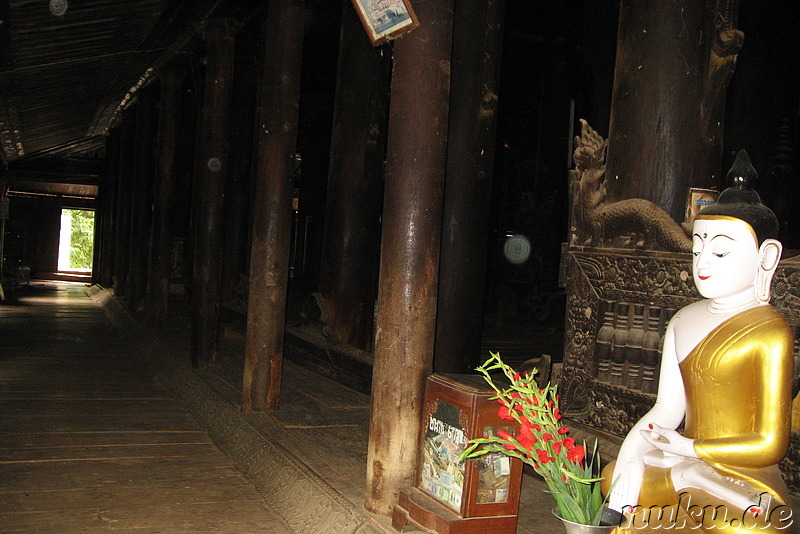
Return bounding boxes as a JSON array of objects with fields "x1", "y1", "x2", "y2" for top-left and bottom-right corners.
[{"x1": 698, "y1": 275, "x2": 711, "y2": 280}]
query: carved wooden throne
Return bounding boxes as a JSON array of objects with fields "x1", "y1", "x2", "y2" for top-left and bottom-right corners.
[{"x1": 561, "y1": 121, "x2": 800, "y2": 494}]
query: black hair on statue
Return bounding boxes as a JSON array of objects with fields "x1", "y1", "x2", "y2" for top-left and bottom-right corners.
[{"x1": 696, "y1": 149, "x2": 779, "y2": 244}]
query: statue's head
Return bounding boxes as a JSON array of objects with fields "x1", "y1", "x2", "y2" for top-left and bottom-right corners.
[{"x1": 692, "y1": 150, "x2": 782, "y2": 303}]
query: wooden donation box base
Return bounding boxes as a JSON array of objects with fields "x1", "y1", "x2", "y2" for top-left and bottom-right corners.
[{"x1": 392, "y1": 374, "x2": 523, "y2": 534}]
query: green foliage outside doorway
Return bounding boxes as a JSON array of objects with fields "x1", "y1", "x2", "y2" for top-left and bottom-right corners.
[{"x1": 64, "y1": 209, "x2": 94, "y2": 270}]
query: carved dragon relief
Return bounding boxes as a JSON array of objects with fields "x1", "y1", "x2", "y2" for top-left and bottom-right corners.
[
  {"x1": 569, "y1": 119, "x2": 692, "y2": 253},
  {"x1": 701, "y1": 6, "x2": 744, "y2": 145}
]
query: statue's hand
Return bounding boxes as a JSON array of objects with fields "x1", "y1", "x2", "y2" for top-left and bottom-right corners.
[
  {"x1": 608, "y1": 449, "x2": 645, "y2": 515},
  {"x1": 640, "y1": 423, "x2": 698, "y2": 458},
  {"x1": 608, "y1": 459, "x2": 644, "y2": 514}
]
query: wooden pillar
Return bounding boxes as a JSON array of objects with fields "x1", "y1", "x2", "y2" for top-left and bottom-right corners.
[
  {"x1": 433, "y1": 0, "x2": 503, "y2": 373},
  {"x1": 91, "y1": 186, "x2": 102, "y2": 285},
  {"x1": 128, "y1": 88, "x2": 156, "y2": 314},
  {"x1": 191, "y1": 19, "x2": 237, "y2": 368},
  {"x1": 96, "y1": 127, "x2": 120, "y2": 288},
  {"x1": 220, "y1": 25, "x2": 260, "y2": 306},
  {"x1": 112, "y1": 115, "x2": 135, "y2": 297},
  {"x1": 37, "y1": 206, "x2": 61, "y2": 273},
  {"x1": 0, "y1": 181, "x2": 6, "y2": 293},
  {"x1": 220, "y1": 170, "x2": 247, "y2": 305},
  {"x1": 317, "y1": 0, "x2": 390, "y2": 350},
  {"x1": 605, "y1": 0, "x2": 741, "y2": 220},
  {"x1": 147, "y1": 70, "x2": 183, "y2": 328},
  {"x1": 365, "y1": 0, "x2": 453, "y2": 516},
  {"x1": 242, "y1": 0, "x2": 305, "y2": 411}
]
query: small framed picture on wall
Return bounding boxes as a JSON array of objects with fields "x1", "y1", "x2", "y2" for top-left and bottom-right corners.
[{"x1": 350, "y1": 0, "x2": 419, "y2": 46}]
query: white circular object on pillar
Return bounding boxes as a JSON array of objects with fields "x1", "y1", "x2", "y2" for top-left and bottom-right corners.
[
  {"x1": 207, "y1": 157, "x2": 222, "y2": 172},
  {"x1": 50, "y1": 0, "x2": 68, "y2": 16},
  {"x1": 503, "y1": 234, "x2": 531, "y2": 264}
]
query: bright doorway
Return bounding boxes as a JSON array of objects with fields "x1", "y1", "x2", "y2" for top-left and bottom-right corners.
[{"x1": 58, "y1": 209, "x2": 95, "y2": 273}]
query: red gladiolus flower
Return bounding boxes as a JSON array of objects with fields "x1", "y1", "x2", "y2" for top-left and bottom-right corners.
[
  {"x1": 567, "y1": 445, "x2": 585, "y2": 464},
  {"x1": 531, "y1": 423, "x2": 541, "y2": 432},
  {"x1": 552, "y1": 441, "x2": 562, "y2": 455},
  {"x1": 558, "y1": 426, "x2": 569, "y2": 435},
  {"x1": 562, "y1": 473, "x2": 569, "y2": 482},
  {"x1": 542, "y1": 433, "x2": 554, "y2": 442},
  {"x1": 553, "y1": 408, "x2": 562, "y2": 420},
  {"x1": 518, "y1": 433, "x2": 535, "y2": 450},
  {"x1": 513, "y1": 372, "x2": 521, "y2": 380},
  {"x1": 537, "y1": 449, "x2": 555, "y2": 463},
  {"x1": 497, "y1": 405, "x2": 514, "y2": 421},
  {"x1": 519, "y1": 423, "x2": 533, "y2": 438},
  {"x1": 497, "y1": 429, "x2": 517, "y2": 451},
  {"x1": 518, "y1": 424, "x2": 537, "y2": 447},
  {"x1": 562, "y1": 437, "x2": 575, "y2": 449}
]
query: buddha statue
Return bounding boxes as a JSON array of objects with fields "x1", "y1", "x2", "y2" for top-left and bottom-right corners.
[{"x1": 604, "y1": 150, "x2": 796, "y2": 533}]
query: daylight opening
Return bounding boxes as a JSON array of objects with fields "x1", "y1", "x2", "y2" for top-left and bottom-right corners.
[{"x1": 57, "y1": 209, "x2": 95, "y2": 272}]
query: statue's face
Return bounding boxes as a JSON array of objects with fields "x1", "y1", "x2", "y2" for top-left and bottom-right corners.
[{"x1": 692, "y1": 218, "x2": 760, "y2": 300}]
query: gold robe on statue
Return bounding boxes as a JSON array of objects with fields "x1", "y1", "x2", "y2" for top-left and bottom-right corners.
[{"x1": 616, "y1": 305, "x2": 796, "y2": 533}]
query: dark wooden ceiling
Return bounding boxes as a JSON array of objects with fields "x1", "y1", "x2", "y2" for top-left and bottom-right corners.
[
  {"x1": 2, "y1": 0, "x2": 167, "y2": 163},
  {"x1": 0, "y1": 0, "x2": 255, "y2": 197}
]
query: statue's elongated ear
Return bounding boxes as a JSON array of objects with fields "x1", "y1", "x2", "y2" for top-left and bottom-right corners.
[
  {"x1": 756, "y1": 239, "x2": 782, "y2": 303},
  {"x1": 759, "y1": 239, "x2": 782, "y2": 272}
]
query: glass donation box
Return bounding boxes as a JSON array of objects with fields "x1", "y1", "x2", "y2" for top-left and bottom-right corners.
[{"x1": 392, "y1": 373, "x2": 523, "y2": 534}]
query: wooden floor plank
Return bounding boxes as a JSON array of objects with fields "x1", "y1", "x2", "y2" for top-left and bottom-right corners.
[
  {"x1": 0, "y1": 411, "x2": 203, "y2": 433},
  {"x1": 2, "y1": 472, "x2": 269, "y2": 512},
  {"x1": 0, "y1": 441, "x2": 218, "y2": 462},
  {"x1": 0, "y1": 430, "x2": 211, "y2": 449},
  {"x1": 0, "y1": 455, "x2": 248, "y2": 492},
  {"x1": 0, "y1": 282, "x2": 295, "y2": 533},
  {"x1": 0, "y1": 397, "x2": 189, "y2": 417},
  {"x1": 0, "y1": 499, "x2": 292, "y2": 533}
]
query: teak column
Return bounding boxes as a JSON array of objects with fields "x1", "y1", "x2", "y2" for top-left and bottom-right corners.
[
  {"x1": 112, "y1": 115, "x2": 135, "y2": 298},
  {"x1": 128, "y1": 87, "x2": 156, "y2": 314},
  {"x1": 365, "y1": 0, "x2": 454, "y2": 516},
  {"x1": 148, "y1": 70, "x2": 183, "y2": 328},
  {"x1": 605, "y1": 0, "x2": 740, "y2": 220},
  {"x1": 317, "y1": 0, "x2": 389, "y2": 350},
  {"x1": 96, "y1": 127, "x2": 120, "y2": 288},
  {"x1": 191, "y1": 19, "x2": 237, "y2": 368},
  {"x1": 434, "y1": 0, "x2": 503, "y2": 373},
  {"x1": 220, "y1": 26, "x2": 260, "y2": 305},
  {"x1": 242, "y1": 0, "x2": 305, "y2": 411}
]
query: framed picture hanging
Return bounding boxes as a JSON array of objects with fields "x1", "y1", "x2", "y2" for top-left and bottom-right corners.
[{"x1": 350, "y1": 0, "x2": 420, "y2": 46}]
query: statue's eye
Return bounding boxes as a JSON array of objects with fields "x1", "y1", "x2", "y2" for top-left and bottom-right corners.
[
  {"x1": 713, "y1": 252, "x2": 729, "y2": 258},
  {"x1": 693, "y1": 251, "x2": 701, "y2": 257}
]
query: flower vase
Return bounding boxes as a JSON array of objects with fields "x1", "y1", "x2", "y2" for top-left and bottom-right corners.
[{"x1": 553, "y1": 507, "x2": 622, "y2": 534}]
